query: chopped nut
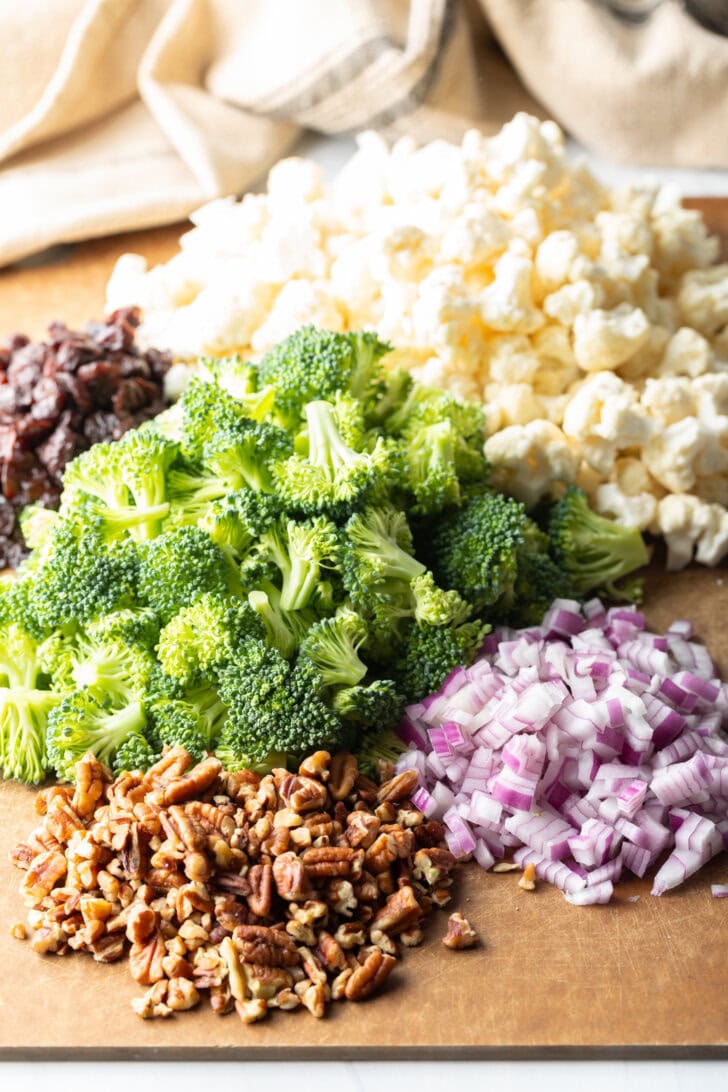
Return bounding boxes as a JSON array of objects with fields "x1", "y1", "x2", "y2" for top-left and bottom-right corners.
[
  {"x1": 273, "y1": 851, "x2": 312, "y2": 901},
  {"x1": 300, "y1": 981, "x2": 328, "y2": 1018},
  {"x1": 518, "y1": 862, "x2": 537, "y2": 891},
  {"x1": 234, "y1": 998, "x2": 268, "y2": 1024},
  {"x1": 126, "y1": 904, "x2": 158, "y2": 944},
  {"x1": 345, "y1": 949, "x2": 396, "y2": 1001},
  {"x1": 272, "y1": 987, "x2": 300, "y2": 1011},
  {"x1": 376, "y1": 769, "x2": 418, "y2": 804},
  {"x1": 10, "y1": 922, "x2": 27, "y2": 940},
  {"x1": 129, "y1": 931, "x2": 166, "y2": 984},
  {"x1": 246, "y1": 862, "x2": 273, "y2": 917},
  {"x1": 131, "y1": 981, "x2": 173, "y2": 1019},
  {"x1": 167, "y1": 977, "x2": 201, "y2": 1011},
  {"x1": 220, "y1": 935, "x2": 247, "y2": 1001},
  {"x1": 493, "y1": 861, "x2": 520, "y2": 873},
  {"x1": 370, "y1": 885, "x2": 422, "y2": 937},
  {"x1": 328, "y1": 753, "x2": 358, "y2": 801},
  {"x1": 443, "y1": 912, "x2": 479, "y2": 950},
  {"x1": 298, "y1": 751, "x2": 330, "y2": 782}
]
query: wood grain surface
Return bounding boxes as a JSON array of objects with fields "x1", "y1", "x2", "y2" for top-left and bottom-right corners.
[{"x1": 0, "y1": 200, "x2": 727, "y2": 1059}]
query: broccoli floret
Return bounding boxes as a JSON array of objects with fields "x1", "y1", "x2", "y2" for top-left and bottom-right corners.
[
  {"x1": 114, "y1": 733, "x2": 158, "y2": 775},
  {"x1": 19, "y1": 505, "x2": 59, "y2": 550},
  {"x1": 200, "y1": 490, "x2": 280, "y2": 564},
  {"x1": 212, "y1": 743, "x2": 286, "y2": 775},
  {"x1": 47, "y1": 692, "x2": 146, "y2": 782},
  {"x1": 546, "y1": 486, "x2": 649, "y2": 598},
  {"x1": 197, "y1": 355, "x2": 276, "y2": 421},
  {"x1": 0, "y1": 624, "x2": 60, "y2": 783},
  {"x1": 70, "y1": 638, "x2": 155, "y2": 707},
  {"x1": 18, "y1": 515, "x2": 139, "y2": 635},
  {"x1": 38, "y1": 632, "x2": 77, "y2": 693},
  {"x1": 401, "y1": 421, "x2": 462, "y2": 516},
  {"x1": 116, "y1": 429, "x2": 178, "y2": 539},
  {"x1": 202, "y1": 418, "x2": 292, "y2": 495},
  {"x1": 86, "y1": 607, "x2": 161, "y2": 651},
  {"x1": 251, "y1": 516, "x2": 339, "y2": 611},
  {"x1": 332, "y1": 678, "x2": 402, "y2": 730},
  {"x1": 217, "y1": 642, "x2": 345, "y2": 763},
  {"x1": 424, "y1": 489, "x2": 528, "y2": 612},
  {"x1": 184, "y1": 683, "x2": 228, "y2": 747},
  {"x1": 62, "y1": 440, "x2": 171, "y2": 542},
  {"x1": 165, "y1": 463, "x2": 231, "y2": 527},
  {"x1": 382, "y1": 382, "x2": 485, "y2": 447},
  {"x1": 137, "y1": 527, "x2": 233, "y2": 622},
  {"x1": 156, "y1": 593, "x2": 263, "y2": 685},
  {"x1": 274, "y1": 401, "x2": 390, "y2": 517},
  {"x1": 248, "y1": 586, "x2": 314, "y2": 659},
  {"x1": 255, "y1": 327, "x2": 389, "y2": 427},
  {"x1": 177, "y1": 376, "x2": 249, "y2": 459},
  {"x1": 340, "y1": 505, "x2": 464, "y2": 636},
  {"x1": 392, "y1": 618, "x2": 488, "y2": 703},
  {"x1": 299, "y1": 608, "x2": 368, "y2": 689},
  {"x1": 145, "y1": 699, "x2": 208, "y2": 763}
]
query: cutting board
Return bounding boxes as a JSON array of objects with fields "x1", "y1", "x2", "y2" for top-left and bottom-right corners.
[{"x1": 0, "y1": 201, "x2": 727, "y2": 1060}]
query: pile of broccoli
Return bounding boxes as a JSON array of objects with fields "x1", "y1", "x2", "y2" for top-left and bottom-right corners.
[{"x1": 0, "y1": 326, "x2": 648, "y2": 784}]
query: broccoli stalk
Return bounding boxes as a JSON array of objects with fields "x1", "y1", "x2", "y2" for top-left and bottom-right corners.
[
  {"x1": 299, "y1": 609, "x2": 369, "y2": 690},
  {"x1": 547, "y1": 487, "x2": 649, "y2": 598},
  {"x1": 274, "y1": 401, "x2": 390, "y2": 516},
  {"x1": 47, "y1": 693, "x2": 146, "y2": 782},
  {"x1": 253, "y1": 516, "x2": 339, "y2": 611}
]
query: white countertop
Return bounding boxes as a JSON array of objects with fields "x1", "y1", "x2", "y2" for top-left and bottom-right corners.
[{"x1": 3, "y1": 130, "x2": 726, "y2": 1086}]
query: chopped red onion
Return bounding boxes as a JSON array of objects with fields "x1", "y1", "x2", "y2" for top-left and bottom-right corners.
[
  {"x1": 711, "y1": 884, "x2": 728, "y2": 897},
  {"x1": 396, "y1": 598, "x2": 728, "y2": 904}
]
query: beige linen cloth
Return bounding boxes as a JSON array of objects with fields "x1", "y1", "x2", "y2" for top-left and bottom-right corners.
[{"x1": 2, "y1": 0, "x2": 727, "y2": 267}]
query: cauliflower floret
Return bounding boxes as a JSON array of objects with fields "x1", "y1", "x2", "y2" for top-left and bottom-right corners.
[
  {"x1": 562, "y1": 372, "x2": 653, "y2": 477},
  {"x1": 410, "y1": 265, "x2": 480, "y2": 353},
  {"x1": 543, "y1": 281, "x2": 601, "y2": 327},
  {"x1": 250, "y1": 280, "x2": 344, "y2": 353},
  {"x1": 641, "y1": 418, "x2": 705, "y2": 493},
  {"x1": 640, "y1": 377, "x2": 697, "y2": 425},
  {"x1": 572, "y1": 304, "x2": 651, "y2": 372},
  {"x1": 694, "y1": 373, "x2": 728, "y2": 420},
  {"x1": 678, "y1": 265, "x2": 728, "y2": 337},
  {"x1": 657, "y1": 494, "x2": 728, "y2": 570},
  {"x1": 486, "y1": 335, "x2": 542, "y2": 385},
  {"x1": 329, "y1": 236, "x2": 380, "y2": 328},
  {"x1": 374, "y1": 224, "x2": 435, "y2": 282},
  {"x1": 534, "y1": 231, "x2": 580, "y2": 293},
  {"x1": 439, "y1": 204, "x2": 511, "y2": 266},
  {"x1": 531, "y1": 324, "x2": 576, "y2": 367},
  {"x1": 106, "y1": 253, "x2": 202, "y2": 315},
  {"x1": 484, "y1": 420, "x2": 579, "y2": 507},
  {"x1": 657, "y1": 326, "x2": 713, "y2": 378},
  {"x1": 594, "y1": 482, "x2": 657, "y2": 531},
  {"x1": 484, "y1": 382, "x2": 545, "y2": 428},
  {"x1": 479, "y1": 247, "x2": 543, "y2": 334}
]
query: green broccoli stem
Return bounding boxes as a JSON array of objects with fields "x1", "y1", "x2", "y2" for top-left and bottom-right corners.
[
  {"x1": 0, "y1": 688, "x2": 59, "y2": 783},
  {"x1": 305, "y1": 401, "x2": 360, "y2": 479},
  {"x1": 248, "y1": 589, "x2": 297, "y2": 658},
  {"x1": 86, "y1": 701, "x2": 147, "y2": 767}
]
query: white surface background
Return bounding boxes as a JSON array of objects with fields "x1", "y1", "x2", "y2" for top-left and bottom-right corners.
[{"x1": 2, "y1": 130, "x2": 726, "y2": 1086}]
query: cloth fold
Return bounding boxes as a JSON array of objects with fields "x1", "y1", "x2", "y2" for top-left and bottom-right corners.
[{"x1": 1, "y1": 0, "x2": 726, "y2": 267}]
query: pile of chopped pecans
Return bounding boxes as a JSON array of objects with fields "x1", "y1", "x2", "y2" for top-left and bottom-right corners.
[{"x1": 10, "y1": 747, "x2": 477, "y2": 1023}]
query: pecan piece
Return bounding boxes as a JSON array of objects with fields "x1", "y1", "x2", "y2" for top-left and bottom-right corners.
[
  {"x1": 317, "y1": 930, "x2": 347, "y2": 972},
  {"x1": 345, "y1": 949, "x2": 396, "y2": 1001},
  {"x1": 21, "y1": 849, "x2": 67, "y2": 903},
  {"x1": 149, "y1": 756, "x2": 221, "y2": 807},
  {"x1": 370, "y1": 885, "x2": 422, "y2": 937},
  {"x1": 300, "y1": 981, "x2": 328, "y2": 1018},
  {"x1": 328, "y1": 753, "x2": 358, "y2": 800},
  {"x1": 185, "y1": 800, "x2": 236, "y2": 840},
  {"x1": 273, "y1": 852, "x2": 312, "y2": 902},
  {"x1": 235, "y1": 998, "x2": 268, "y2": 1024},
  {"x1": 345, "y1": 810, "x2": 380, "y2": 849},
  {"x1": 443, "y1": 912, "x2": 479, "y2": 949},
  {"x1": 413, "y1": 847, "x2": 456, "y2": 886},
  {"x1": 376, "y1": 769, "x2": 418, "y2": 804},
  {"x1": 302, "y1": 845, "x2": 359, "y2": 878},
  {"x1": 167, "y1": 977, "x2": 201, "y2": 1011},
  {"x1": 246, "y1": 862, "x2": 273, "y2": 917},
  {"x1": 279, "y1": 774, "x2": 328, "y2": 814},
  {"x1": 91, "y1": 933, "x2": 126, "y2": 963},
  {"x1": 129, "y1": 930, "x2": 166, "y2": 984},
  {"x1": 233, "y1": 924, "x2": 300, "y2": 967},
  {"x1": 298, "y1": 751, "x2": 330, "y2": 782},
  {"x1": 71, "y1": 754, "x2": 108, "y2": 818}
]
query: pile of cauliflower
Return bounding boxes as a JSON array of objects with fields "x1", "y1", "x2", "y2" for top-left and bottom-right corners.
[{"x1": 106, "y1": 114, "x2": 728, "y2": 570}]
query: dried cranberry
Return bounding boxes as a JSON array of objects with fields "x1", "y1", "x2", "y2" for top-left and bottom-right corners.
[
  {"x1": 77, "y1": 360, "x2": 123, "y2": 406},
  {"x1": 36, "y1": 415, "x2": 85, "y2": 482},
  {"x1": 0, "y1": 496, "x2": 15, "y2": 537}
]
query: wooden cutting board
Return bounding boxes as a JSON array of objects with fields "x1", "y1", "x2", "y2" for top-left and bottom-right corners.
[{"x1": 0, "y1": 202, "x2": 727, "y2": 1060}]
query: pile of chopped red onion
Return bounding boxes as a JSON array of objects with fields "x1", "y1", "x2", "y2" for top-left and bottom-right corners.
[{"x1": 395, "y1": 599, "x2": 728, "y2": 905}]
